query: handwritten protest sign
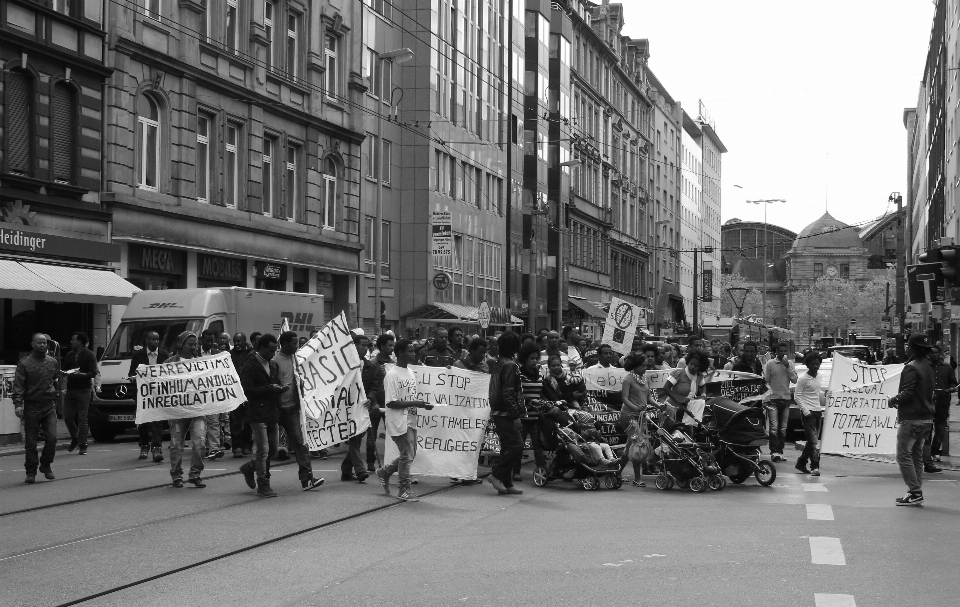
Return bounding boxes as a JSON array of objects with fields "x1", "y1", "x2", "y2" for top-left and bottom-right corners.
[
  {"x1": 601, "y1": 297, "x2": 643, "y2": 356},
  {"x1": 296, "y1": 312, "x2": 370, "y2": 450},
  {"x1": 383, "y1": 365, "x2": 490, "y2": 479},
  {"x1": 135, "y1": 351, "x2": 245, "y2": 424},
  {"x1": 822, "y1": 354, "x2": 903, "y2": 454}
]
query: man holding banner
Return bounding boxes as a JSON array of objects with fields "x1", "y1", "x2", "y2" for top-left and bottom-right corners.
[
  {"x1": 161, "y1": 332, "x2": 208, "y2": 488},
  {"x1": 888, "y1": 334, "x2": 936, "y2": 507}
]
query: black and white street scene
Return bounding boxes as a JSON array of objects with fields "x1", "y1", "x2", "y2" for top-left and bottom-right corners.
[{"x1": 1, "y1": 1, "x2": 959, "y2": 606}]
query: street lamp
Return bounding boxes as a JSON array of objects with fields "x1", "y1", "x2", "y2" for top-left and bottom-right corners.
[
  {"x1": 652, "y1": 218, "x2": 670, "y2": 335},
  {"x1": 746, "y1": 198, "x2": 785, "y2": 330},
  {"x1": 373, "y1": 48, "x2": 414, "y2": 335}
]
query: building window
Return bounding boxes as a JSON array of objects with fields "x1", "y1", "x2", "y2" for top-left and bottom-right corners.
[
  {"x1": 365, "y1": 0, "x2": 392, "y2": 19},
  {"x1": 840, "y1": 264, "x2": 849, "y2": 279},
  {"x1": 200, "y1": 0, "x2": 209, "y2": 38},
  {"x1": 224, "y1": 124, "x2": 239, "y2": 208},
  {"x1": 196, "y1": 113, "x2": 211, "y2": 203},
  {"x1": 365, "y1": 134, "x2": 379, "y2": 180},
  {"x1": 382, "y1": 140, "x2": 392, "y2": 185},
  {"x1": 286, "y1": 11, "x2": 300, "y2": 78},
  {"x1": 136, "y1": 92, "x2": 161, "y2": 191},
  {"x1": 325, "y1": 35, "x2": 339, "y2": 99},
  {"x1": 51, "y1": 83, "x2": 76, "y2": 184},
  {"x1": 322, "y1": 158, "x2": 337, "y2": 229},
  {"x1": 285, "y1": 143, "x2": 298, "y2": 221},
  {"x1": 364, "y1": 216, "x2": 390, "y2": 276},
  {"x1": 5, "y1": 71, "x2": 33, "y2": 176},
  {"x1": 53, "y1": 0, "x2": 74, "y2": 16},
  {"x1": 814, "y1": 263, "x2": 823, "y2": 277},
  {"x1": 365, "y1": 49, "x2": 392, "y2": 104},
  {"x1": 143, "y1": 0, "x2": 160, "y2": 20},
  {"x1": 264, "y1": 1, "x2": 275, "y2": 69},
  {"x1": 262, "y1": 136, "x2": 276, "y2": 216},
  {"x1": 226, "y1": 0, "x2": 239, "y2": 54}
]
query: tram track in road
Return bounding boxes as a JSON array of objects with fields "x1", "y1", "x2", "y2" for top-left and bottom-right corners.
[{"x1": 50, "y1": 478, "x2": 477, "y2": 607}]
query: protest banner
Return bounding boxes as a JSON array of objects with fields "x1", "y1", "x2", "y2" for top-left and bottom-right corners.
[
  {"x1": 295, "y1": 312, "x2": 370, "y2": 451},
  {"x1": 383, "y1": 365, "x2": 490, "y2": 479},
  {"x1": 581, "y1": 366, "x2": 628, "y2": 444},
  {"x1": 822, "y1": 354, "x2": 904, "y2": 454},
  {"x1": 601, "y1": 297, "x2": 642, "y2": 356},
  {"x1": 134, "y1": 351, "x2": 245, "y2": 424}
]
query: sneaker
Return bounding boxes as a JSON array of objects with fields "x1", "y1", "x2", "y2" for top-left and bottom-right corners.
[
  {"x1": 78, "y1": 446, "x2": 88, "y2": 455},
  {"x1": 152, "y1": 448, "x2": 164, "y2": 463},
  {"x1": 205, "y1": 449, "x2": 224, "y2": 461},
  {"x1": 932, "y1": 455, "x2": 943, "y2": 462},
  {"x1": 341, "y1": 473, "x2": 356, "y2": 482},
  {"x1": 302, "y1": 477, "x2": 325, "y2": 491},
  {"x1": 895, "y1": 492, "x2": 923, "y2": 506},
  {"x1": 68, "y1": 439, "x2": 78, "y2": 452},
  {"x1": 376, "y1": 468, "x2": 391, "y2": 495},
  {"x1": 172, "y1": 478, "x2": 184, "y2": 488},
  {"x1": 139, "y1": 447, "x2": 149, "y2": 460},
  {"x1": 810, "y1": 468, "x2": 821, "y2": 476},
  {"x1": 317, "y1": 449, "x2": 329, "y2": 460},
  {"x1": 356, "y1": 472, "x2": 369, "y2": 484},
  {"x1": 396, "y1": 488, "x2": 419, "y2": 502},
  {"x1": 39, "y1": 466, "x2": 55, "y2": 480},
  {"x1": 186, "y1": 478, "x2": 206, "y2": 488},
  {"x1": 25, "y1": 474, "x2": 35, "y2": 484},
  {"x1": 925, "y1": 465, "x2": 943, "y2": 474},
  {"x1": 239, "y1": 462, "x2": 256, "y2": 489},
  {"x1": 632, "y1": 480, "x2": 646, "y2": 487},
  {"x1": 410, "y1": 478, "x2": 418, "y2": 485},
  {"x1": 795, "y1": 461, "x2": 811, "y2": 474}
]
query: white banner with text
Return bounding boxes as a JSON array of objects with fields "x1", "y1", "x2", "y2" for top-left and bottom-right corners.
[
  {"x1": 134, "y1": 351, "x2": 245, "y2": 424},
  {"x1": 822, "y1": 354, "x2": 904, "y2": 454}
]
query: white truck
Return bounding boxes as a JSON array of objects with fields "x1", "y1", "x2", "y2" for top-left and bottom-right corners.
[{"x1": 90, "y1": 287, "x2": 323, "y2": 441}]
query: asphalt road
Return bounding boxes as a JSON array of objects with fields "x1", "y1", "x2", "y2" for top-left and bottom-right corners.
[{"x1": 1, "y1": 439, "x2": 958, "y2": 607}]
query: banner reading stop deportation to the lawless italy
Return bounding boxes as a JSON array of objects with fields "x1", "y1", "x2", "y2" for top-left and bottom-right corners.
[
  {"x1": 384, "y1": 365, "x2": 490, "y2": 480},
  {"x1": 135, "y1": 351, "x2": 245, "y2": 424},
  {"x1": 821, "y1": 353, "x2": 904, "y2": 454},
  {"x1": 295, "y1": 312, "x2": 370, "y2": 451}
]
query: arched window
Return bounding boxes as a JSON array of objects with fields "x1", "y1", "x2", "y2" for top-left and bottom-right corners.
[
  {"x1": 137, "y1": 92, "x2": 160, "y2": 190},
  {"x1": 322, "y1": 157, "x2": 337, "y2": 230},
  {"x1": 52, "y1": 82, "x2": 77, "y2": 183},
  {"x1": 4, "y1": 69, "x2": 33, "y2": 175}
]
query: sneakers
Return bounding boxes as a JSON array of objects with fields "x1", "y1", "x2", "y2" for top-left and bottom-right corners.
[
  {"x1": 376, "y1": 468, "x2": 391, "y2": 495},
  {"x1": 239, "y1": 462, "x2": 256, "y2": 489},
  {"x1": 895, "y1": 492, "x2": 923, "y2": 506},
  {"x1": 78, "y1": 446, "x2": 88, "y2": 455},
  {"x1": 811, "y1": 468, "x2": 821, "y2": 476},
  {"x1": 205, "y1": 449, "x2": 224, "y2": 461},
  {"x1": 68, "y1": 439, "x2": 78, "y2": 452},
  {"x1": 39, "y1": 466, "x2": 55, "y2": 480},
  {"x1": 795, "y1": 461, "x2": 811, "y2": 474},
  {"x1": 771, "y1": 453, "x2": 785, "y2": 462},
  {"x1": 632, "y1": 480, "x2": 646, "y2": 487},
  {"x1": 152, "y1": 447, "x2": 164, "y2": 463},
  {"x1": 139, "y1": 447, "x2": 149, "y2": 460},
  {"x1": 925, "y1": 464, "x2": 943, "y2": 474},
  {"x1": 396, "y1": 488, "x2": 419, "y2": 502},
  {"x1": 932, "y1": 455, "x2": 943, "y2": 462},
  {"x1": 356, "y1": 472, "x2": 369, "y2": 484},
  {"x1": 25, "y1": 474, "x2": 35, "y2": 484},
  {"x1": 302, "y1": 477, "x2": 325, "y2": 491},
  {"x1": 186, "y1": 478, "x2": 206, "y2": 488},
  {"x1": 172, "y1": 478, "x2": 184, "y2": 488}
]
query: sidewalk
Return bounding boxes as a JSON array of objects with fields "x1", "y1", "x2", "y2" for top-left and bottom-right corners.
[{"x1": 0, "y1": 419, "x2": 73, "y2": 458}]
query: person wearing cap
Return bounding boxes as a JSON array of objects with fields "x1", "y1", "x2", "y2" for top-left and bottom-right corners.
[
  {"x1": 165, "y1": 331, "x2": 207, "y2": 488},
  {"x1": 888, "y1": 334, "x2": 937, "y2": 506}
]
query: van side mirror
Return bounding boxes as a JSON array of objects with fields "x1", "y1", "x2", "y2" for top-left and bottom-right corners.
[{"x1": 96, "y1": 346, "x2": 105, "y2": 360}]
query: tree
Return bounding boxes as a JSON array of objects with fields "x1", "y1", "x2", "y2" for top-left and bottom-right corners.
[
  {"x1": 720, "y1": 273, "x2": 777, "y2": 321},
  {"x1": 788, "y1": 271, "x2": 893, "y2": 339}
]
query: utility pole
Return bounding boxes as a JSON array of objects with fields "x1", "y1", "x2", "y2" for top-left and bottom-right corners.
[
  {"x1": 692, "y1": 247, "x2": 699, "y2": 336},
  {"x1": 894, "y1": 192, "x2": 905, "y2": 358}
]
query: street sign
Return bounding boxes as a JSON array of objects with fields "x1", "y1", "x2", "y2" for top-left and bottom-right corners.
[
  {"x1": 478, "y1": 300, "x2": 491, "y2": 329},
  {"x1": 881, "y1": 316, "x2": 891, "y2": 331},
  {"x1": 907, "y1": 263, "x2": 945, "y2": 304},
  {"x1": 432, "y1": 272, "x2": 451, "y2": 291},
  {"x1": 849, "y1": 319, "x2": 857, "y2": 327}
]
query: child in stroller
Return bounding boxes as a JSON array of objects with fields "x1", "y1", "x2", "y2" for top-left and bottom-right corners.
[{"x1": 531, "y1": 404, "x2": 623, "y2": 490}]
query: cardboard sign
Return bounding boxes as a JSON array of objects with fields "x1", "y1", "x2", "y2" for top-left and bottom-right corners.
[
  {"x1": 822, "y1": 354, "x2": 904, "y2": 454},
  {"x1": 601, "y1": 297, "x2": 642, "y2": 356},
  {"x1": 134, "y1": 351, "x2": 245, "y2": 423}
]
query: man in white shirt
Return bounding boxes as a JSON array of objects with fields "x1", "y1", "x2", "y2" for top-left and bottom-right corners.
[
  {"x1": 375, "y1": 338, "x2": 434, "y2": 502},
  {"x1": 794, "y1": 351, "x2": 824, "y2": 476}
]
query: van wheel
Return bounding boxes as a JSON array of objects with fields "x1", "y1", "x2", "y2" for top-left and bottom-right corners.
[{"x1": 90, "y1": 424, "x2": 117, "y2": 443}]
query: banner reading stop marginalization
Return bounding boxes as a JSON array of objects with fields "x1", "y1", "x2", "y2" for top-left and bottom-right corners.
[
  {"x1": 135, "y1": 351, "x2": 245, "y2": 424},
  {"x1": 822, "y1": 354, "x2": 904, "y2": 454},
  {"x1": 295, "y1": 312, "x2": 370, "y2": 451},
  {"x1": 384, "y1": 365, "x2": 490, "y2": 479}
]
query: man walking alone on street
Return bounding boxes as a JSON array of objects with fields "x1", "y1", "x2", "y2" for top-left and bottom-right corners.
[
  {"x1": 63, "y1": 331, "x2": 97, "y2": 455},
  {"x1": 763, "y1": 341, "x2": 798, "y2": 462},
  {"x1": 14, "y1": 334, "x2": 61, "y2": 484},
  {"x1": 889, "y1": 334, "x2": 937, "y2": 506},
  {"x1": 130, "y1": 331, "x2": 168, "y2": 461}
]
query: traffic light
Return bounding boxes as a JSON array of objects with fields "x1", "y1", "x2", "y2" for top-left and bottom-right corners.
[{"x1": 918, "y1": 241, "x2": 960, "y2": 282}]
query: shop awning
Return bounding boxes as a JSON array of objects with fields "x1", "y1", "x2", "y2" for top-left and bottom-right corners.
[
  {"x1": 567, "y1": 298, "x2": 607, "y2": 319},
  {"x1": 0, "y1": 260, "x2": 141, "y2": 304},
  {"x1": 403, "y1": 303, "x2": 523, "y2": 325}
]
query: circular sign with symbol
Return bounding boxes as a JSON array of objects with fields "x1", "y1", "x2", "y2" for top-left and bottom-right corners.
[
  {"x1": 478, "y1": 301, "x2": 491, "y2": 329},
  {"x1": 612, "y1": 302, "x2": 634, "y2": 329},
  {"x1": 433, "y1": 272, "x2": 451, "y2": 291}
]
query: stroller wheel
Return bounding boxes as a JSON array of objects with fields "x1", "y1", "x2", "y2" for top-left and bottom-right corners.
[
  {"x1": 729, "y1": 472, "x2": 749, "y2": 485},
  {"x1": 614, "y1": 476, "x2": 624, "y2": 489},
  {"x1": 603, "y1": 475, "x2": 618, "y2": 489},
  {"x1": 690, "y1": 476, "x2": 707, "y2": 492},
  {"x1": 720, "y1": 476, "x2": 728, "y2": 489},
  {"x1": 755, "y1": 460, "x2": 777, "y2": 486},
  {"x1": 581, "y1": 476, "x2": 598, "y2": 491},
  {"x1": 675, "y1": 477, "x2": 690, "y2": 490},
  {"x1": 707, "y1": 475, "x2": 724, "y2": 491},
  {"x1": 654, "y1": 475, "x2": 670, "y2": 490},
  {"x1": 533, "y1": 467, "x2": 549, "y2": 487}
]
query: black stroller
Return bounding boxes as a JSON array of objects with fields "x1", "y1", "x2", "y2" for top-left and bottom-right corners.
[
  {"x1": 646, "y1": 407, "x2": 723, "y2": 492},
  {"x1": 532, "y1": 408, "x2": 624, "y2": 490},
  {"x1": 701, "y1": 398, "x2": 776, "y2": 486}
]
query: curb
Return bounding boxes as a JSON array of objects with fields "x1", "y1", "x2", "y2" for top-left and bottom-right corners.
[{"x1": 0, "y1": 441, "x2": 72, "y2": 458}]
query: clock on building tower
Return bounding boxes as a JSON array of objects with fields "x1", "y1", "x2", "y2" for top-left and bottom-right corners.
[{"x1": 825, "y1": 265, "x2": 839, "y2": 278}]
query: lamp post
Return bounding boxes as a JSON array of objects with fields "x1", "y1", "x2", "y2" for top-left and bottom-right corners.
[
  {"x1": 652, "y1": 218, "x2": 670, "y2": 335},
  {"x1": 373, "y1": 48, "x2": 414, "y2": 335},
  {"x1": 746, "y1": 199, "x2": 785, "y2": 327}
]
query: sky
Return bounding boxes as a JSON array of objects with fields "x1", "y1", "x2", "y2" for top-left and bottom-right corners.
[{"x1": 620, "y1": 0, "x2": 935, "y2": 236}]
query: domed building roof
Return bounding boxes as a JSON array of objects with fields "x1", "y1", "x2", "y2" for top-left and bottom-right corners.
[{"x1": 791, "y1": 212, "x2": 864, "y2": 250}]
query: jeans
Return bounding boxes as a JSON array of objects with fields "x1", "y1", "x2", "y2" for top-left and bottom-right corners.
[
  {"x1": 63, "y1": 389, "x2": 92, "y2": 447},
  {"x1": 23, "y1": 405, "x2": 57, "y2": 474},
  {"x1": 382, "y1": 428, "x2": 417, "y2": 492},
  {"x1": 514, "y1": 417, "x2": 546, "y2": 472},
  {"x1": 204, "y1": 414, "x2": 221, "y2": 453},
  {"x1": 765, "y1": 399, "x2": 791, "y2": 454},
  {"x1": 138, "y1": 422, "x2": 164, "y2": 449},
  {"x1": 278, "y1": 407, "x2": 313, "y2": 482},
  {"x1": 896, "y1": 419, "x2": 933, "y2": 493},
  {"x1": 229, "y1": 405, "x2": 252, "y2": 452},
  {"x1": 366, "y1": 407, "x2": 383, "y2": 466},
  {"x1": 250, "y1": 422, "x2": 279, "y2": 482},
  {"x1": 798, "y1": 411, "x2": 822, "y2": 469},
  {"x1": 341, "y1": 433, "x2": 365, "y2": 476},
  {"x1": 492, "y1": 416, "x2": 523, "y2": 488},
  {"x1": 169, "y1": 417, "x2": 205, "y2": 480}
]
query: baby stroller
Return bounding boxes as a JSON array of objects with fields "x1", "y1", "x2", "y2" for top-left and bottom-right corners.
[
  {"x1": 532, "y1": 409, "x2": 623, "y2": 491},
  {"x1": 646, "y1": 407, "x2": 723, "y2": 492},
  {"x1": 701, "y1": 398, "x2": 776, "y2": 486}
]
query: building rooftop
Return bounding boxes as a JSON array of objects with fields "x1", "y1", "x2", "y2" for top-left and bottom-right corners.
[{"x1": 791, "y1": 212, "x2": 865, "y2": 251}]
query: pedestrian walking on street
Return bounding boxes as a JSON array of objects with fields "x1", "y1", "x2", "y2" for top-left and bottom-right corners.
[
  {"x1": 341, "y1": 333, "x2": 372, "y2": 483},
  {"x1": 375, "y1": 339, "x2": 433, "y2": 502},
  {"x1": 275, "y1": 331, "x2": 324, "y2": 491},
  {"x1": 362, "y1": 333, "x2": 394, "y2": 471},
  {"x1": 14, "y1": 333, "x2": 61, "y2": 484},
  {"x1": 229, "y1": 333, "x2": 253, "y2": 458},
  {"x1": 129, "y1": 331, "x2": 168, "y2": 462},
  {"x1": 923, "y1": 344, "x2": 955, "y2": 471},
  {"x1": 62, "y1": 331, "x2": 97, "y2": 455},
  {"x1": 239, "y1": 334, "x2": 285, "y2": 498},
  {"x1": 165, "y1": 332, "x2": 207, "y2": 488},
  {"x1": 794, "y1": 351, "x2": 824, "y2": 476},
  {"x1": 487, "y1": 332, "x2": 524, "y2": 496},
  {"x1": 619, "y1": 352, "x2": 649, "y2": 487},
  {"x1": 763, "y1": 341, "x2": 798, "y2": 463},
  {"x1": 888, "y1": 334, "x2": 937, "y2": 506},
  {"x1": 200, "y1": 328, "x2": 225, "y2": 460}
]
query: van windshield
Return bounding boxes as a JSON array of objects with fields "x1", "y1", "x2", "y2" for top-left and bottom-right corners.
[{"x1": 102, "y1": 319, "x2": 204, "y2": 360}]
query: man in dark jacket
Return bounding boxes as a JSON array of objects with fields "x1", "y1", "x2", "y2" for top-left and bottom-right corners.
[
  {"x1": 129, "y1": 331, "x2": 168, "y2": 462},
  {"x1": 362, "y1": 333, "x2": 394, "y2": 471},
  {"x1": 889, "y1": 333, "x2": 936, "y2": 506},
  {"x1": 63, "y1": 331, "x2": 98, "y2": 455},
  {"x1": 730, "y1": 341, "x2": 764, "y2": 376},
  {"x1": 418, "y1": 328, "x2": 458, "y2": 367},
  {"x1": 239, "y1": 334, "x2": 284, "y2": 497},
  {"x1": 229, "y1": 332, "x2": 253, "y2": 457},
  {"x1": 924, "y1": 344, "x2": 957, "y2": 471},
  {"x1": 13, "y1": 333, "x2": 61, "y2": 484}
]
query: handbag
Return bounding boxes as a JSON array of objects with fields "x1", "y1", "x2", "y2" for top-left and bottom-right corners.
[{"x1": 626, "y1": 419, "x2": 653, "y2": 464}]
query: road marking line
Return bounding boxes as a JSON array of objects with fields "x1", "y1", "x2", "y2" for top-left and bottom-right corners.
[
  {"x1": 71, "y1": 468, "x2": 110, "y2": 471},
  {"x1": 806, "y1": 504, "x2": 834, "y2": 520},
  {"x1": 803, "y1": 483, "x2": 828, "y2": 492},
  {"x1": 0, "y1": 528, "x2": 134, "y2": 562},
  {"x1": 809, "y1": 537, "x2": 846, "y2": 565},
  {"x1": 815, "y1": 593, "x2": 856, "y2": 607}
]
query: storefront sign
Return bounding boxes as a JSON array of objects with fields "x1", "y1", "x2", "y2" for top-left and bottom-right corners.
[
  {"x1": 478, "y1": 301, "x2": 491, "y2": 329},
  {"x1": 431, "y1": 210, "x2": 452, "y2": 268},
  {"x1": 0, "y1": 222, "x2": 120, "y2": 262},
  {"x1": 129, "y1": 244, "x2": 186, "y2": 274},
  {"x1": 198, "y1": 254, "x2": 245, "y2": 282},
  {"x1": 254, "y1": 261, "x2": 287, "y2": 282}
]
